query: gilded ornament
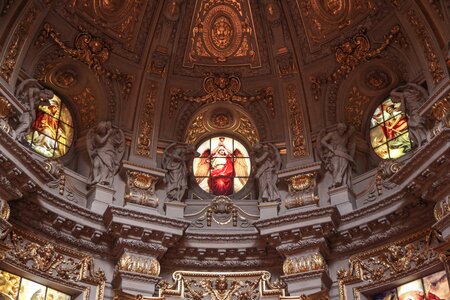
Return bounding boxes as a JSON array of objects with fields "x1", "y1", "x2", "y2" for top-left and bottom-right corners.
[
  {"x1": 117, "y1": 253, "x2": 160, "y2": 276},
  {"x1": 6, "y1": 231, "x2": 105, "y2": 285},
  {"x1": 211, "y1": 112, "x2": 232, "y2": 128},
  {"x1": 158, "y1": 270, "x2": 285, "y2": 299},
  {"x1": 185, "y1": 113, "x2": 208, "y2": 145},
  {"x1": 365, "y1": 70, "x2": 391, "y2": 90},
  {"x1": 125, "y1": 171, "x2": 159, "y2": 208},
  {"x1": 287, "y1": 84, "x2": 307, "y2": 157},
  {"x1": 434, "y1": 196, "x2": 450, "y2": 222},
  {"x1": 170, "y1": 74, "x2": 275, "y2": 117},
  {"x1": 345, "y1": 86, "x2": 371, "y2": 129},
  {"x1": 407, "y1": 10, "x2": 444, "y2": 85},
  {"x1": 186, "y1": 0, "x2": 260, "y2": 67},
  {"x1": 137, "y1": 84, "x2": 157, "y2": 158},
  {"x1": 235, "y1": 116, "x2": 259, "y2": 146},
  {"x1": 283, "y1": 253, "x2": 327, "y2": 275},
  {"x1": 431, "y1": 95, "x2": 450, "y2": 130},
  {"x1": 71, "y1": 88, "x2": 97, "y2": 131},
  {"x1": 0, "y1": 96, "x2": 13, "y2": 135},
  {"x1": 337, "y1": 232, "x2": 437, "y2": 299},
  {"x1": 0, "y1": 6, "x2": 37, "y2": 82},
  {"x1": 54, "y1": 69, "x2": 78, "y2": 88}
]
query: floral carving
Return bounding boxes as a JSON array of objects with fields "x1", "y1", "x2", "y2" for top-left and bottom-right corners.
[
  {"x1": 137, "y1": 83, "x2": 157, "y2": 158},
  {"x1": 287, "y1": 84, "x2": 307, "y2": 157}
]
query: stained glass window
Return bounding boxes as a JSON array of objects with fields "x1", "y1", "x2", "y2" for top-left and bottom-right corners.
[
  {"x1": 0, "y1": 269, "x2": 72, "y2": 299},
  {"x1": 370, "y1": 98, "x2": 412, "y2": 159},
  {"x1": 371, "y1": 270, "x2": 450, "y2": 300},
  {"x1": 193, "y1": 137, "x2": 251, "y2": 196},
  {"x1": 25, "y1": 94, "x2": 74, "y2": 158}
]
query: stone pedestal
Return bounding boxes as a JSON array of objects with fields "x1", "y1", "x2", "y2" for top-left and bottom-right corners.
[
  {"x1": 281, "y1": 270, "x2": 331, "y2": 296},
  {"x1": 87, "y1": 184, "x2": 116, "y2": 215},
  {"x1": 165, "y1": 201, "x2": 186, "y2": 218},
  {"x1": 124, "y1": 202, "x2": 160, "y2": 216},
  {"x1": 113, "y1": 271, "x2": 160, "y2": 296},
  {"x1": 258, "y1": 201, "x2": 279, "y2": 219},
  {"x1": 329, "y1": 186, "x2": 355, "y2": 215}
]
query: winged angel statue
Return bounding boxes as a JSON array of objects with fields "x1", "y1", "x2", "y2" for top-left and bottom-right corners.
[
  {"x1": 253, "y1": 143, "x2": 281, "y2": 202},
  {"x1": 87, "y1": 121, "x2": 125, "y2": 187},
  {"x1": 194, "y1": 137, "x2": 249, "y2": 196}
]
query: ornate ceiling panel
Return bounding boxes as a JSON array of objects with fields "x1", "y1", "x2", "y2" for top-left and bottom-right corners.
[
  {"x1": 54, "y1": 0, "x2": 159, "y2": 62},
  {"x1": 184, "y1": 0, "x2": 261, "y2": 68}
]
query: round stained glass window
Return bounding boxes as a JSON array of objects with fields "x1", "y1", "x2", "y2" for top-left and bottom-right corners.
[
  {"x1": 370, "y1": 98, "x2": 412, "y2": 159},
  {"x1": 193, "y1": 136, "x2": 251, "y2": 196},
  {"x1": 25, "y1": 94, "x2": 74, "y2": 158}
]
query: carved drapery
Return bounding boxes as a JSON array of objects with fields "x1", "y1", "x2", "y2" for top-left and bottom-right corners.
[{"x1": 185, "y1": 196, "x2": 259, "y2": 228}]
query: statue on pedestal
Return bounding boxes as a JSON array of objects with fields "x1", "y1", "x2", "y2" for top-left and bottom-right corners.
[
  {"x1": 253, "y1": 143, "x2": 281, "y2": 202},
  {"x1": 390, "y1": 83, "x2": 428, "y2": 147},
  {"x1": 319, "y1": 123, "x2": 355, "y2": 189},
  {"x1": 14, "y1": 79, "x2": 54, "y2": 141},
  {"x1": 162, "y1": 143, "x2": 198, "y2": 202},
  {"x1": 87, "y1": 121, "x2": 125, "y2": 187}
]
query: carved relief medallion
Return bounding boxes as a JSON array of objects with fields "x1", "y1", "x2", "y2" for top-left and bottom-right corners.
[{"x1": 185, "y1": 0, "x2": 260, "y2": 67}]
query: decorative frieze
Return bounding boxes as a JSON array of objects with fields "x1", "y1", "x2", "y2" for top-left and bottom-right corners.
[
  {"x1": 158, "y1": 270, "x2": 285, "y2": 299},
  {"x1": 283, "y1": 253, "x2": 327, "y2": 275},
  {"x1": 116, "y1": 253, "x2": 160, "y2": 276}
]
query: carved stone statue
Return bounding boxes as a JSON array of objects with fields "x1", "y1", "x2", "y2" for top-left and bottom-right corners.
[
  {"x1": 319, "y1": 123, "x2": 355, "y2": 189},
  {"x1": 162, "y1": 143, "x2": 198, "y2": 202},
  {"x1": 14, "y1": 79, "x2": 54, "y2": 141},
  {"x1": 253, "y1": 143, "x2": 281, "y2": 202},
  {"x1": 87, "y1": 121, "x2": 125, "y2": 187},
  {"x1": 390, "y1": 83, "x2": 428, "y2": 147}
]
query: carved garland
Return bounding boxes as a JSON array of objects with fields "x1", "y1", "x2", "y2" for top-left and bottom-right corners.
[
  {"x1": 337, "y1": 230, "x2": 440, "y2": 300},
  {"x1": 1, "y1": 230, "x2": 106, "y2": 299},
  {"x1": 136, "y1": 83, "x2": 157, "y2": 158},
  {"x1": 286, "y1": 84, "x2": 307, "y2": 158}
]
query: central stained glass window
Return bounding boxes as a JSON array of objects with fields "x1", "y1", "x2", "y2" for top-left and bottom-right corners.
[
  {"x1": 193, "y1": 136, "x2": 251, "y2": 196},
  {"x1": 370, "y1": 97, "x2": 412, "y2": 159}
]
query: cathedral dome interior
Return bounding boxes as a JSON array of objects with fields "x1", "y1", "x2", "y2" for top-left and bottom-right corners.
[{"x1": 0, "y1": 0, "x2": 449, "y2": 299}]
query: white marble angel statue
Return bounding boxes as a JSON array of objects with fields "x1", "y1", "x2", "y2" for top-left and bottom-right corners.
[
  {"x1": 318, "y1": 123, "x2": 355, "y2": 189},
  {"x1": 14, "y1": 79, "x2": 54, "y2": 141},
  {"x1": 87, "y1": 121, "x2": 125, "y2": 187},
  {"x1": 253, "y1": 143, "x2": 281, "y2": 202},
  {"x1": 390, "y1": 82, "x2": 428, "y2": 147},
  {"x1": 163, "y1": 143, "x2": 198, "y2": 202}
]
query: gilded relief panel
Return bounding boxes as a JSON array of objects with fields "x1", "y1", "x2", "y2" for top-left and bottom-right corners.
[
  {"x1": 184, "y1": 0, "x2": 261, "y2": 68},
  {"x1": 297, "y1": 0, "x2": 377, "y2": 50}
]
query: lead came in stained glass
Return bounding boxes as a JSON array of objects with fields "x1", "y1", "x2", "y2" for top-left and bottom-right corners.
[
  {"x1": 194, "y1": 137, "x2": 251, "y2": 195},
  {"x1": 25, "y1": 94, "x2": 74, "y2": 158},
  {"x1": 370, "y1": 98, "x2": 412, "y2": 159}
]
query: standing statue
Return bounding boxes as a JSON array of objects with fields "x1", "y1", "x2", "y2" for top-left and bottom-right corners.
[
  {"x1": 319, "y1": 123, "x2": 355, "y2": 189},
  {"x1": 390, "y1": 83, "x2": 428, "y2": 147},
  {"x1": 253, "y1": 143, "x2": 281, "y2": 202},
  {"x1": 162, "y1": 143, "x2": 198, "y2": 202},
  {"x1": 14, "y1": 79, "x2": 54, "y2": 141},
  {"x1": 87, "y1": 121, "x2": 125, "y2": 187}
]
